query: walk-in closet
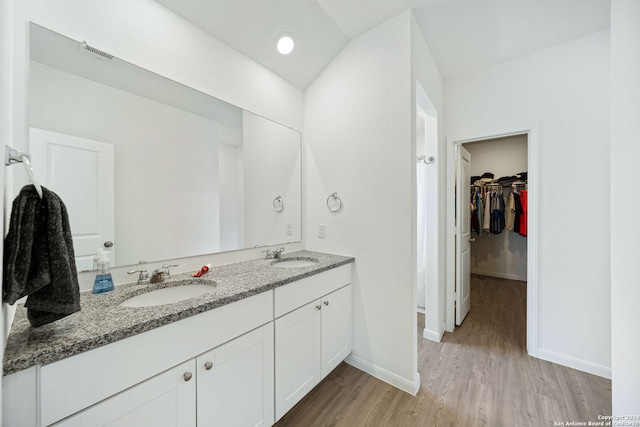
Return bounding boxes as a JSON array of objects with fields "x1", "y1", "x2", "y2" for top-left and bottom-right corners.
[{"x1": 465, "y1": 134, "x2": 528, "y2": 283}]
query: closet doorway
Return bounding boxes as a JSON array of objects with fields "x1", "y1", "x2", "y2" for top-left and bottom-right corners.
[
  {"x1": 466, "y1": 135, "x2": 528, "y2": 282},
  {"x1": 445, "y1": 124, "x2": 539, "y2": 357}
]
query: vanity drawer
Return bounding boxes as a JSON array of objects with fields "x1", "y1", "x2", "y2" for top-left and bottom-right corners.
[
  {"x1": 274, "y1": 264, "x2": 351, "y2": 318},
  {"x1": 39, "y1": 290, "x2": 273, "y2": 427}
]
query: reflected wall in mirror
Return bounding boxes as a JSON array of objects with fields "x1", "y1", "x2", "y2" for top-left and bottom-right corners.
[{"x1": 27, "y1": 23, "x2": 302, "y2": 270}]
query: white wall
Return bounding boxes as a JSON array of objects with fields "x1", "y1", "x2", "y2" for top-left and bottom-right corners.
[
  {"x1": 466, "y1": 135, "x2": 527, "y2": 281},
  {"x1": 305, "y1": 12, "x2": 416, "y2": 392},
  {"x1": 0, "y1": 0, "x2": 13, "y2": 415},
  {"x1": 304, "y1": 10, "x2": 443, "y2": 393},
  {"x1": 445, "y1": 30, "x2": 611, "y2": 377},
  {"x1": 411, "y1": 15, "x2": 446, "y2": 343},
  {"x1": 611, "y1": 0, "x2": 640, "y2": 414},
  {"x1": 242, "y1": 111, "x2": 302, "y2": 248}
]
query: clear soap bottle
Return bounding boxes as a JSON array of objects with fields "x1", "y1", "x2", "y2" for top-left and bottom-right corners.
[{"x1": 93, "y1": 249, "x2": 114, "y2": 294}]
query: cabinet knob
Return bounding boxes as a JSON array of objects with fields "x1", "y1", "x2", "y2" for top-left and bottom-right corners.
[
  {"x1": 316, "y1": 305, "x2": 322, "y2": 310},
  {"x1": 323, "y1": 301, "x2": 329, "y2": 306},
  {"x1": 183, "y1": 372, "x2": 193, "y2": 382},
  {"x1": 204, "y1": 361, "x2": 213, "y2": 370}
]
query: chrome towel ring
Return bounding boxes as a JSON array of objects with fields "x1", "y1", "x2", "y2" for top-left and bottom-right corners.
[
  {"x1": 273, "y1": 196, "x2": 284, "y2": 212},
  {"x1": 326, "y1": 192, "x2": 342, "y2": 212}
]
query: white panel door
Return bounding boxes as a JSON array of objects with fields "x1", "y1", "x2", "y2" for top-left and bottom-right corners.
[
  {"x1": 275, "y1": 300, "x2": 322, "y2": 421},
  {"x1": 196, "y1": 323, "x2": 274, "y2": 427},
  {"x1": 30, "y1": 127, "x2": 115, "y2": 271},
  {"x1": 455, "y1": 145, "x2": 472, "y2": 325},
  {"x1": 52, "y1": 359, "x2": 196, "y2": 427},
  {"x1": 321, "y1": 285, "x2": 352, "y2": 378}
]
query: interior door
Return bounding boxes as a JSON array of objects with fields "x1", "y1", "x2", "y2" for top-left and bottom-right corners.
[
  {"x1": 455, "y1": 145, "x2": 471, "y2": 325},
  {"x1": 30, "y1": 127, "x2": 115, "y2": 271}
]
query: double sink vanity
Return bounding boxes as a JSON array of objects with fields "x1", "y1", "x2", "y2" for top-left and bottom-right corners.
[{"x1": 3, "y1": 250, "x2": 355, "y2": 427}]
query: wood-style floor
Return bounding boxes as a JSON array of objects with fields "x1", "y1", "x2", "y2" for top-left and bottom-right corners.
[{"x1": 275, "y1": 275, "x2": 612, "y2": 427}]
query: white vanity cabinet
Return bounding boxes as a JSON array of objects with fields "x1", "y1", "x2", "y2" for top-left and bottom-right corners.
[
  {"x1": 52, "y1": 359, "x2": 197, "y2": 427},
  {"x1": 275, "y1": 298, "x2": 322, "y2": 418},
  {"x1": 274, "y1": 265, "x2": 352, "y2": 421},
  {"x1": 4, "y1": 291, "x2": 273, "y2": 427},
  {"x1": 3, "y1": 259, "x2": 354, "y2": 427},
  {"x1": 54, "y1": 323, "x2": 274, "y2": 427},
  {"x1": 196, "y1": 323, "x2": 274, "y2": 427},
  {"x1": 320, "y1": 284, "x2": 352, "y2": 377}
]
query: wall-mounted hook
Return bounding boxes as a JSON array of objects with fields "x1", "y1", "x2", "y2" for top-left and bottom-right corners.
[{"x1": 417, "y1": 155, "x2": 435, "y2": 165}]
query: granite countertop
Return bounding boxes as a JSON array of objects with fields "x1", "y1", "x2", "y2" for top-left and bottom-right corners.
[{"x1": 3, "y1": 250, "x2": 354, "y2": 375}]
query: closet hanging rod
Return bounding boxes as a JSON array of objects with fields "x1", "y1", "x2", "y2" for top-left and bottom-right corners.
[{"x1": 5, "y1": 146, "x2": 43, "y2": 198}]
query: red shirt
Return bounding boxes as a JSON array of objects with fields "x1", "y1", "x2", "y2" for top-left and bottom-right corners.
[{"x1": 519, "y1": 189, "x2": 528, "y2": 236}]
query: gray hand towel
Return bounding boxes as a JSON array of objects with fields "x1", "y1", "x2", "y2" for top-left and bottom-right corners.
[{"x1": 3, "y1": 185, "x2": 81, "y2": 327}]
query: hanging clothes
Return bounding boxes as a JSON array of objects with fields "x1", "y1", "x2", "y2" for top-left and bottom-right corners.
[
  {"x1": 505, "y1": 192, "x2": 516, "y2": 231},
  {"x1": 519, "y1": 189, "x2": 528, "y2": 237},
  {"x1": 490, "y1": 190, "x2": 498, "y2": 234},
  {"x1": 490, "y1": 190, "x2": 506, "y2": 234},
  {"x1": 470, "y1": 197, "x2": 479, "y2": 234},
  {"x1": 482, "y1": 190, "x2": 491, "y2": 232},
  {"x1": 513, "y1": 191, "x2": 522, "y2": 234},
  {"x1": 475, "y1": 190, "x2": 483, "y2": 236}
]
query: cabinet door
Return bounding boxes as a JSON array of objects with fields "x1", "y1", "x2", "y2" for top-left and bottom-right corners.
[
  {"x1": 321, "y1": 285, "x2": 352, "y2": 378},
  {"x1": 196, "y1": 323, "x2": 274, "y2": 427},
  {"x1": 275, "y1": 299, "x2": 322, "y2": 421},
  {"x1": 52, "y1": 360, "x2": 196, "y2": 427}
]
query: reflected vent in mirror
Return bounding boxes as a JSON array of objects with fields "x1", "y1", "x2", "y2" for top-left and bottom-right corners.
[{"x1": 78, "y1": 41, "x2": 113, "y2": 61}]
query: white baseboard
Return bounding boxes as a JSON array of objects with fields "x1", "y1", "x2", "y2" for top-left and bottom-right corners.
[
  {"x1": 471, "y1": 269, "x2": 527, "y2": 282},
  {"x1": 537, "y1": 348, "x2": 612, "y2": 379},
  {"x1": 422, "y1": 327, "x2": 443, "y2": 342},
  {"x1": 345, "y1": 354, "x2": 421, "y2": 395}
]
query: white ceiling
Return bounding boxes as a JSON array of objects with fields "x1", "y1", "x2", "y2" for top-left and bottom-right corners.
[{"x1": 155, "y1": 0, "x2": 611, "y2": 89}]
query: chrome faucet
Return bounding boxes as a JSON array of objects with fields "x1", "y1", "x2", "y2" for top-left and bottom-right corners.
[
  {"x1": 162, "y1": 263, "x2": 178, "y2": 278},
  {"x1": 262, "y1": 247, "x2": 285, "y2": 259},
  {"x1": 127, "y1": 268, "x2": 149, "y2": 285},
  {"x1": 150, "y1": 263, "x2": 179, "y2": 283}
]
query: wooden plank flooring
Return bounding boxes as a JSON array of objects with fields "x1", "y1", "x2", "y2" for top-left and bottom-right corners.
[{"x1": 275, "y1": 275, "x2": 611, "y2": 427}]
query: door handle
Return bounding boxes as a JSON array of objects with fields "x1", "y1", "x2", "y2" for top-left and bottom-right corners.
[{"x1": 469, "y1": 237, "x2": 476, "y2": 243}]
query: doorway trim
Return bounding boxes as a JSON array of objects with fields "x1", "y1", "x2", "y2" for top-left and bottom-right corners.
[{"x1": 445, "y1": 122, "x2": 540, "y2": 357}]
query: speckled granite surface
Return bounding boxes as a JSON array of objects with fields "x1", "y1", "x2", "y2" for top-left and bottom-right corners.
[{"x1": 3, "y1": 250, "x2": 353, "y2": 375}]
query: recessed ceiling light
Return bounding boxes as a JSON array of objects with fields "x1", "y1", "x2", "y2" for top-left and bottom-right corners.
[{"x1": 276, "y1": 35, "x2": 294, "y2": 55}]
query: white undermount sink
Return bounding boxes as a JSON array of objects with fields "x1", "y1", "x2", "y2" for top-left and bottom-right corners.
[
  {"x1": 120, "y1": 284, "x2": 215, "y2": 308},
  {"x1": 270, "y1": 258, "x2": 319, "y2": 269}
]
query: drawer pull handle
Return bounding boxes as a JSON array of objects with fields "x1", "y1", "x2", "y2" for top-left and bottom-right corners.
[
  {"x1": 316, "y1": 305, "x2": 322, "y2": 310},
  {"x1": 323, "y1": 301, "x2": 329, "y2": 306},
  {"x1": 183, "y1": 372, "x2": 193, "y2": 382},
  {"x1": 204, "y1": 362, "x2": 213, "y2": 370}
]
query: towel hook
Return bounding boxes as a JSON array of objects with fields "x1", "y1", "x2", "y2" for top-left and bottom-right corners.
[
  {"x1": 326, "y1": 192, "x2": 342, "y2": 213},
  {"x1": 416, "y1": 155, "x2": 435, "y2": 165},
  {"x1": 273, "y1": 196, "x2": 284, "y2": 212}
]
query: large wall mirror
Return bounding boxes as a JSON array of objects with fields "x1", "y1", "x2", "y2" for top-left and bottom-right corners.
[{"x1": 27, "y1": 23, "x2": 302, "y2": 271}]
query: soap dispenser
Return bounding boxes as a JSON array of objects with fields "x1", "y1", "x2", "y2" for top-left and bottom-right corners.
[{"x1": 93, "y1": 249, "x2": 114, "y2": 294}]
